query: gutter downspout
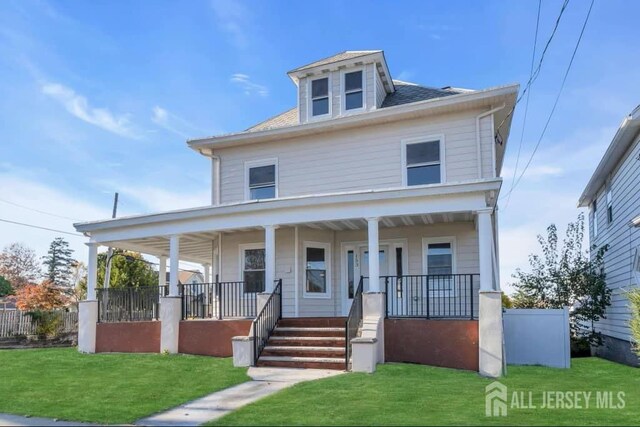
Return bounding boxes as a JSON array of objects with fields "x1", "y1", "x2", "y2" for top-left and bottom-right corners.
[
  {"x1": 198, "y1": 148, "x2": 221, "y2": 205},
  {"x1": 476, "y1": 103, "x2": 506, "y2": 179}
]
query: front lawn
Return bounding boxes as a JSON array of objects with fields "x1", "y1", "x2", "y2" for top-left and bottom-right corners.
[
  {"x1": 0, "y1": 348, "x2": 249, "y2": 424},
  {"x1": 213, "y1": 358, "x2": 639, "y2": 426}
]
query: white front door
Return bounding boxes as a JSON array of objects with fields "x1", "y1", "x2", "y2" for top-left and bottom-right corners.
[
  {"x1": 343, "y1": 244, "x2": 392, "y2": 314},
  {"x1": 359, "y1": 246, "x2": 389, "y2": 293}
]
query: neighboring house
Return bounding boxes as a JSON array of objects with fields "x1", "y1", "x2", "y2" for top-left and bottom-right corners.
[
  {"x1": 164, "y1": 270, "x2": 205, "y2": 286},
  {"x1": 75, "y1": 50, "x2": 518, "y2": 376},
  {"x1": 578, "y1": 105, "x2": 640, "y2": 367}
]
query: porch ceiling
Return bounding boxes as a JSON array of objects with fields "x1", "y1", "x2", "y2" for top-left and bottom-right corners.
[{"x1": 103, "y1": 212, "x2": 475, "y2": 265}]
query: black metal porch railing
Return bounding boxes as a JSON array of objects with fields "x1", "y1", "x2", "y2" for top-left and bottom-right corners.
[
  {"x1": 383, "y1": 274, "x2": 479, "y2": 319},
  {"x1": 345, "y1": 276, "x2": 364, "y2": 370},
  {"x1": 181, "y1": 281, "x2": 258, "y2": 320},
  {"x1": 97, "y1": 286, "x2": 166, "y2": 322},
  {"x1": 253, "y1": 279, "x2": 282, "y2": 365}
]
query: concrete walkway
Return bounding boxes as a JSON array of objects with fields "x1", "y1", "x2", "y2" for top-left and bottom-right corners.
[
  {"x1": 0, "y1": 413, "x2": 94, "y2": 426},
  {"x1": 135, "y1": 367, "x2": 344, "y2": 426}
]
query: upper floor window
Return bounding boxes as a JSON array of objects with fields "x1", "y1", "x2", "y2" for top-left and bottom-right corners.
[
  {"x1": 606, "y1": 186, "x2": 613, "y2": 224},
  {"x1": 592, "y1": 200, "x2": 599, "y2": 238},
  {"x1": 344, "y1": 70, "x2": 363, "y2": 110},
  {"x1": 245, "y1": 159, "x2": 277, "y2": 200},
  {"x1": 403, "y1": 138, "x2": 443, "y2": 186},
  {"x1": 311, "y1": 77, "x2": 329, "y2": 117}
]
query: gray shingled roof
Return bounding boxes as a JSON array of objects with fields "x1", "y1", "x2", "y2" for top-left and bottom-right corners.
[
  {"x1": 245, "y1": 80, "x2": 473, "y2": 133},
  {"x1": 288, "y1": 51, "x2": 382, "y2": 73}
]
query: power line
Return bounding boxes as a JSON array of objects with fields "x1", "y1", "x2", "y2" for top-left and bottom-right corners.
[
  {"x1": 500, "y1": 0, "x2": 595, "y2": 202},
  {"x1": 0, "y1": 198, "x2": 83, "y2": 221},
  {"x1": 0, "y1": 218, "x2": 83, "y2": 237},
  {"x1": 495, "y1": 0, "x2": 571, "y2": 138},
  {"x1": 504, "y1": 0, "x2": 542, "y2": 209}
]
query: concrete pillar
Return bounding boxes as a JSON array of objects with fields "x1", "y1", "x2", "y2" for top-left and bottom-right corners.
[
  {"x1": 479, "y1": 290, "x2": 504, "y2": 377},
  {"x1": 477, "y1": 209, "x2": 494, "y2": 291},
  {"x1": 86, "y1": 243, "x2": 98, "y2": 301},
  {"x1": 367, "y1": 217, "x2": 380, "y2": 292},
  {"x1": 232, "y1": 336, "x2": 254, "y2": 367},
  {"x1": 204, "y1": 263, "x2": 211, "y2": 283},
  {"x1": 264, "y1": 225, "x2": 276, "y2": 293},
  {"x1": 78, "y1": 300, "x2": 98, "y2": 353},
  {"x1": 351, "y1": 337, "x2": 378, "y2": 373},
  {"x1": 169, "y1": 235, "x2": 180, "y2": 296},
  {"x1": 160, "y1": 296, "x2": 181, "y2": 354},
  {"x1": 158, "y1": 256, "x2": 167, "y2": 288}
]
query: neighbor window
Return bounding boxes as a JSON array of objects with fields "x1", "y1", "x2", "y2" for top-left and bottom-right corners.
[
  {"x1": 344, "y1": 70, "x2": 363, "y2": 110},
  {"x1": 592, "y1": 200, "x2": 599, "y2": 238},
  {"x1": 311, "y1": 77, "x2": 329, "y2": 116},
  {"x1": 304, "y1": 244, "x2": 329, "y2": 296},
  {"x1": 606, "y1": 187, "x2": 613, "y2": 224},
  {"x1": 405, "y1": 140, "x2": 442, "y2": 186},
  {"x1": 242, "y1": 247, "x2": 265, "y2": 293},
  {"x1": 247, "y1": 162, "x2": 276, "y2": 200}
]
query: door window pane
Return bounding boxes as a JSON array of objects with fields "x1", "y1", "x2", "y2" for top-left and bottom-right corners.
[
  {"x1": 347, "y1": 250, "x2": 354, "y2": 299},
  {"x1": 306, "y1": 247, "x2": 327, "y2": 294}
]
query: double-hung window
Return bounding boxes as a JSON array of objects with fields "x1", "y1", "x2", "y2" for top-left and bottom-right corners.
[
  {"x1": 311, "y1": 77, "x2": 329, "y2": 117},
  {"x1": 304, "y1": 242, "x2": 331, "y2": 297},
  {"x1": 404, "y1": 139, "x2": 443, "y2": 186},
  {"x1": 423, "y1": 238, "x2": 455, "y2": 296},
  {"x1": 344, "y1": 70, "x2": 363, "y2": 110},
  {"x1": 246, "y1": 160, "x2": 277, "y2": 200},
  {"x1": 242, "y1": 246, "x2": 265, "y2": 293}
]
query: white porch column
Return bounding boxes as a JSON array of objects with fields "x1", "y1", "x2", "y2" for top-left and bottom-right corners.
[
  {"x1": 79, "y1": 242, "x2": 98, "y2": 353},
  {"x1": 169, "y1": 235, "x2": 180, "y2": 296},
  {"x1": 367, "y1": 217, "x2": 380, "y2": 292},
  {"x1": 477, "y1": 209, "x2": 494, "y2": 291},
  {"x1": 158, "y1": 256, "x2": 167, "y2": 288},
  {"x1": 264, "y1": 225, "x2": 276, "y2": 293},
  {"x1": 204, "y1": 263, "x2": 211, "y2": 283}
]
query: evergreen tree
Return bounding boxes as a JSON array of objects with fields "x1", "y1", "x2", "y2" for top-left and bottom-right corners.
[{"x1": 42, "y1": 238, "x2": 75, "y2": 288}]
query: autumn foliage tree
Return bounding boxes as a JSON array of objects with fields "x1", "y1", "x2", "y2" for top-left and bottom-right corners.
[
  {"x1": 0, "y1": 242, "x2": 41, "y2": 289},
  {"x1": 15, "y1": 280, "x2": 68, "y2": 311}
]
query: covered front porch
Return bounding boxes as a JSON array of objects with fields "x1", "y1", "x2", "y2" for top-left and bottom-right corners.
[{"x1": 75, "y1": 181, "x2": 503, "y2": 375}]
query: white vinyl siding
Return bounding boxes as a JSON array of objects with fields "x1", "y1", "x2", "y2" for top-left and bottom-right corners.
[
  {"x1": 375, "y1": 70, "x2": 386, "y2": 108},
  {"x1": 217, "y1": 109, "x2": 486, "y2": 204},
  {"x1": 479, "y1": 114, "x2": 495, "y2": 178},
  {"x1": 589, "y1": 135, "x2": 640, "y2": 342}
]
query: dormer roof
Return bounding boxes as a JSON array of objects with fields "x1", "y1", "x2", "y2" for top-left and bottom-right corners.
[{"x1": 287, "y1": 50, "x2": 395, "y2": 93}]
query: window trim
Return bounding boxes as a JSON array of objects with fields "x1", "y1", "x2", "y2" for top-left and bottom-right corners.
[
  {"x1": 307, "y1": 75, "x2": 332, "y2": 120},
  {"x1": 401, "y1": 134, "x2": 446, "y2": 187},
  {"x1": 302, "y1": 241, "x2": 332, "y2": 299},
  {"x1": 340, "y1": 66, "x2": 365, "y2": 114},
  {"x1": 238, "y1": 243, "x2": 265, "y2": 293},
  {"x1": 244, "y1": 158, "x2": 278, "y2": 201}
]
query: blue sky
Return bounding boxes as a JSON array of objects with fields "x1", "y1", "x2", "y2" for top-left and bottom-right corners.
[{"x1": 1, "y1": 0, "x2": 639, "y2": 290}]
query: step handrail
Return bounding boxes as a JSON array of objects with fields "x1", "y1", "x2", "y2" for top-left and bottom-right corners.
[
  {"x1": 344, "y1": 276, "x2": 364, "y2": 370},
  {"x1": 252, "y1": 279, "x2": 283, "y2": 365}
]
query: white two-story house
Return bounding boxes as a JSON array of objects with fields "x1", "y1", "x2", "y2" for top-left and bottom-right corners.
[
  {"x1": 579, "y1": 105, "x2": 640, "y2": 367},
  {"x1": 75, "y1": 50, "x2": 518, "y2": 376}
]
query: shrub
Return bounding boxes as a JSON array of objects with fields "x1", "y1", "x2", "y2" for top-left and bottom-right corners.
[
  {"x1": 27, "y1": 310, "x2": 63, "y2": 339},
  {"x1": 629, "y1": 289, "x2": 640, "y2": 356}
]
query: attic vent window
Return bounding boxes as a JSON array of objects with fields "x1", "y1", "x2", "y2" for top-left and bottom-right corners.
[
  {"x1": 311, "y1": 77, "x2": 329, "y2": 117},
  {"x1": 344, "y1": 70, "x2": 363, "y2": 110}
]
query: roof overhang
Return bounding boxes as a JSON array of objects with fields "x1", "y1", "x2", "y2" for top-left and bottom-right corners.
[
  {"x1": 578, "y1": 105, "x2": 640, "y2": 207},
  {"x1": 188, "y1": 83, "x2": 519, "y2": 153},
  {"x1": 74, "y1": 179, "x2": 501, "y2": 243}
]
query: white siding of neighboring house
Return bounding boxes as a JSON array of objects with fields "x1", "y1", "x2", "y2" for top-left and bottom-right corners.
[
  {"x1": 217, "y1": 222, "x2": 479, "y2": 317},
  {"x1": 218, "y1": 108, "x2": 490, "y2": 204},
  {"x1": 588, "y1": 135, "x2": 640, "y2": 343},
  {"x1": 298, "y1": 77, "x2": 308, "y2": 123}
]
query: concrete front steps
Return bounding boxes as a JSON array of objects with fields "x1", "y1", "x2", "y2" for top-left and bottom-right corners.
[{"x1": 256, "y1": 317, "x2": 347, "y2": 370}]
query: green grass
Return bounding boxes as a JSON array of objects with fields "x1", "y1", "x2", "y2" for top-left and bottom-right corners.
[
  {"x1": 212, "y1": 358, "x2": 639, "y2": 426},
  {"x1": 0, "y1": 348, "x2": 249, "y2": 424}
]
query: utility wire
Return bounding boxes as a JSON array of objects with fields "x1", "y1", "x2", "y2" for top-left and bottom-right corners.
[
  {"x1": 0, "y1": 197, "x2": 83, "y2": 222},
  {"x1": 0, "y1": 218, "x2": 83, "y2": 237},
  {"x1": 504, "y1": 0, "x2": 542, "y2": 209},
  {"x1": 495, "y1": 0, "x2": 571, "y2": 138},
  {"x1": 500, "y1": 0, "x2": 595, "y2": 202}
]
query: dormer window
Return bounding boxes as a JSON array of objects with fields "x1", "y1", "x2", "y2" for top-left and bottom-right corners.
[
  {"x1": 344, "y1": 70, "x2": 363, "y2": 110},
  {"x1": 311, "y1": 77, "x2": 329, "y2": 117}
]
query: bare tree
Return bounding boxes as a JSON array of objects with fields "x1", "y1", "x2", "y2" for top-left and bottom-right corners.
[{"x1": 0, "y1": 242, "x2": 41, "y2": 289}]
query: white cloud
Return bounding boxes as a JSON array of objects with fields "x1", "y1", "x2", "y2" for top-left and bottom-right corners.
[
  {"x1": 230, "y1": 73, "x2": 268, "y2": 97},
  {"x1": 41, "y1": 82, "x2": 141, "y2": 139},
  {"x1": 151, "y1": 106, "x2": 208, "y2": 139},
  {"x1": 210, "y1": 0, "x2": 251, "y2": 49}
]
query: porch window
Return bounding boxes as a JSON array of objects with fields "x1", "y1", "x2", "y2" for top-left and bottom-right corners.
[
  {"x1": 246, "y1": 159, "x2": 277, "y2": 200},
  {"x1": 423, "y1": 238, "x2": 456, "y2": 297},
  {"x1": 242, "y1": 248, "x2": 265, "y2": 293},
  {"x1": 304, "y1": 242, "x2": 331, "y2": 297},
  {"x1": 427, "y1": 243, "x2": 453, "y2": 275},
  {"x1": 404, "y1": 139, "x2": 442, "y2": 186},
  {"x1": 344, "y1": 70, "x2": 363, "y2": 110},
  {"x1": 311, "y1": 77, "x2": 329, "y2": 117}
]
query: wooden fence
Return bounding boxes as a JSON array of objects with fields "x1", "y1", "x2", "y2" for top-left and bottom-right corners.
[{"x1": 0, "y1": 311, "x2": 78, "y2": 338}]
